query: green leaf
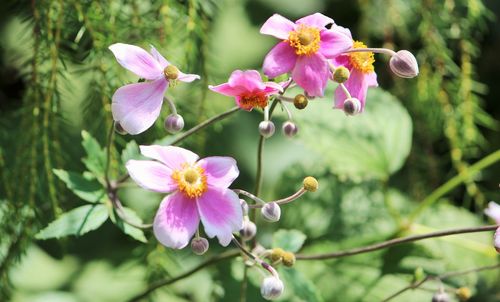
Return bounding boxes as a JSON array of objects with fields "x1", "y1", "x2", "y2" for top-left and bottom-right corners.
[
  {"x1": 280, "y1": 268, "x2": 323, "y2": 302},
  {"x1": 109, "y1": 206, "x2": 147, "y2": 243},
  {"x1": 294, "y1": 88, "x2": 412, "y2": 181},
  {"x1": 273, "y1": 229, "x2": 306, "y2": 253},
  {"x1": 121, "y1": 140, "x2": 140, "y2": 164},
  {"x1": 53, "y1": 169, "x2": 105, "y2": 203},
  {"x1": 36, "y1": 204, "x2": 108, "y2": 239},
  {"x1": 81, "y1": 130, "x2": 106, "y2": 177}
]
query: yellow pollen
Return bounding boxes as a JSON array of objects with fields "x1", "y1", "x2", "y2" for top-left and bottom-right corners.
[
  {"x1": 348, "y1": 41, "x2": 375, "y2": 74},
  {"x1": 288, "y1": 25, "x2": 321, "y2": 56},
  {"x1": 164, "y1": 65, "x2": 179, "y2": 80},
  {"x1": 172, "y1": 164, "x2": 207, "y2": 198},
  {"x1": 239, "y1": 93, "x2": 268, "y2": 110}
]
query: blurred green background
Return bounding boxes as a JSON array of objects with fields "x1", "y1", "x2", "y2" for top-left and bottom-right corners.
[{"x1": 1, "y1": 0, "x2": 500, "y2": 301}]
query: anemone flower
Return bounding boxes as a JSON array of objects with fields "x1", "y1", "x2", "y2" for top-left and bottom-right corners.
[
  {"x1": 260, "y1": 13, "x2": 352, "y2": 97},
  {"x1": 126, "y1": 145, "x2": 243, "y2": 248},
  {"x1": 331, "y1": 27, "x2": 378, "y2": 113},
  {"x1": 209, "y1": 70, "x2": 282, "y2": 111},
  {"x1": 109, "y1": 43, "x2": 200, "y2": 135}
]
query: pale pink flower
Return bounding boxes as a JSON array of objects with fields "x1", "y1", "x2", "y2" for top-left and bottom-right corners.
[
  {"x1": 485, "y1": 201, "x2": 500, "y2": 224},
  {"x1": 209, "y1": 70, "x2": 282, "y2": 111},
  {"x1": 260, "y1": 13, "x2": 352, "y2": 97},
  {"x1": 126, "y1": 145, "x2": 243, "y2": 248},
  {"x1": 331, "y1": 27, "x2": 378, "y2": 112},
  {"x1": 109, "y1": 43, "x2": 200, "y2": 135}
]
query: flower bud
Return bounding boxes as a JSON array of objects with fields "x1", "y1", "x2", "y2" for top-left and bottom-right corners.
[
  {"x1": 260, "y1": 276, "x2": 284, "y2": 300},
  {"x1": 343, "y1": 98, "x2": 361, "y2": 116},
  {"x1": 282, "y1": 121, "x2": 298, "y2": 137},
  {"x1": 389, "y1": 50, "x2": 419, "y2": 78},
  {"x1": 455, "y1": 287, "x2": 471, "y2": 301},
  {"x1": 240, "y1": 219, "x2": 257, "y2": 240},
  {"x1": 282, "y1": 252, "x2": 296, "y2": 267},
  {"x1": 261, "y1": 202, "x2": 281, "y2": 222},
  {"x1": 164, "y1": 114, "x2": 184, "y2": 133},
  {"x1": 114, "y1": 121, "x2": 127, "y2": 135},
  {"x1": 303, "y1": 176, "x2": 319, "y2": 192},
  {"x1": 191, "y1": 237, "x2": 209, "y2": 255},
  {"x1": 333, "y1": 66, "x2": 350, "y2": 83},
  {"x1": 270, "y1": 247, "x2": 285, "y2": 262},
  {"x1": 494, "y1": 226, "x2": 500, "y2": 253},
  {"x1": 293, "y1": 94, "x2": 308, "y2": 109},
  {"x1": 163, "y1": 65, "x2": 179, "y2": 80},
  {"x1": 240, "y1": 199, "x2": 249, "y2": 216},
  {"x1": 432, "y1": 292, "x2": 450, "y2": 302},
  {"x1": 259, "y1": 120, "x2": 275, "y2": 138}
]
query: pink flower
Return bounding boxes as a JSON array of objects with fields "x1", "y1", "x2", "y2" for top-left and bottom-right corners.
[
  {"x1": 260, "y1": 13, "x2": 352, "y2": 97},
  {"x1": 126, "y1": 145, "x2": 243, "y2": 248},
  {"x1": 109, "y1": 43, "x2": 200, "y2": 135},
  {"x1": 485, "y1": 201, "x2": 500, "y2": 224},
  {"x1": 209, "y1": 70, "x2": 282, "y2": 111},
  {"x1": 331, "y1": 28, "x2": 378, "y2": 112}
]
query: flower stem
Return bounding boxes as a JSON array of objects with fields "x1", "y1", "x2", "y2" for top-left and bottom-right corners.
[
  {"x1": 342, "y1": 47, "x2": 396, "y2": 56},
  {"x1": 295, "y1": 225, "x2": 498, "y2": 260}
]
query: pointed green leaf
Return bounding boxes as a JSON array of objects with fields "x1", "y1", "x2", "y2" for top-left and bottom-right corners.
[
  {"x1": 109, "y1": 206, "x2": 147, "y2": 243},
  {"x1": 273, "y1": 229, "x2": 307, "y2": 253},
  {"x1": 81, "y1": 130, "x2": 106, "y2": 177},
  {"x1": 36, "y1": 204, "x2": 108, "y2": 239},
  {"x1": 281, "y1": 268, "x2": 323, "y2": 302},
  {"x1": 53, "y1": 169, "x2": 105, "y2": 203},
  {"x1": 121, "y1": 140, "x2": 141, "y2": 164}
]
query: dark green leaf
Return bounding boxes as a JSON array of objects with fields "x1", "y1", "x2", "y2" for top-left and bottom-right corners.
[
  {"x1": 53, "y1": 169, "x2": 105, "y2": 203},
  {"x1": 109, "y1": 206, "x2": 147, "y2": 243},
  {"x1": 273, "y1": 229, "x2": 306, "y2": 253},
  {"x1": 281, "y1": 268, "x2": 323, "y2": 302},
  {"x1": 81, "y1": 130, "x2": 106, "y2": 177}
]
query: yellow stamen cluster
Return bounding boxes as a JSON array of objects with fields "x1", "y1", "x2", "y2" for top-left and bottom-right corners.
[
  {"x1": 270, "y1": 248, "x2": 296, "y2": 267},
  {"x1": 171, "y1": 164, "x2": 207, "y2": 198},
  {"x1": 288, "y1": 25, "x2": 321, "y2": 56},
  {"x1": 239, "y1": 94, "x2": 268, "y2": 110},
  {"x1": 164, "y1": 65, "x2": 179, "y2": 80},
  {"x1": 349, "y1": 41, "x2": 375, "y2": 74}
]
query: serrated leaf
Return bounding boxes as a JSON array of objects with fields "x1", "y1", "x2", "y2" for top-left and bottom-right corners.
[
  {"x1": 109, "y1": 206, "x2": 147, "y2": 243},
  {"x1": 273, "y1": 229, "x2": 306, "y2": 253},
  {"x1": 81, "y1": 130, "x2": 106, "y2": 177},
  {"x1": 121, "y1": 140, "x2": 141, "y2": 164},
  {"x1": 53, "y1": 169, "x2": 105, "y2": 203},
  {"x1": 36, "y1": 204, "x2": 108, "y2": 239},
  {"x1": 281, "y1": 268, "x2": 323, "y2": 302}
]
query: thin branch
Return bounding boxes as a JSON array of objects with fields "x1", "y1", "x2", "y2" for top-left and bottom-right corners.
[
  {"x1": 295, "y1": 225, "x2": 498, "y2": 260},
  {"x1": 127, "y1": 249, "x2": 239, "y2": 302},
  {"x1": 382, "y1": 263, "x2": 500, "y2": 302}
]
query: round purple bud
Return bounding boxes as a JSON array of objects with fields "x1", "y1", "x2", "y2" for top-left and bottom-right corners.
[
  {"x1": 432, "y1": 292, "x2": 450, "y2": 302},
  {"x1": 494, "y1": 227, "x2": 500, "y2": 253},
  {"x1": 260, "y1": 276, "x2": 284, "y2": 300},
  {"x1": 343, "y1": 98, "x2": 361, "y2": 116},
  {"x1": 261, "y1": 202, "x2": 281, "y2": 222},
  {"x1": 164, "y1": 114, "x2": 184, "y2": 133},
  {"x1": 389, "y1": 50, "x2": 419, "y2": 78},
  {"x1": 191, "y1": 237, "x2": 209, "y2": 255},
  {"x1": 114, "y1": 121, "x2": 127, "y2": 135},
  {"x1": 259, "y1": 120, "x2": 275, "y2": 138},
  {"x1": 282, "y1": 121, "x2": 298, "y2": 137},
  {"x1": 240, "y1": 219, "x2": 257, "y2": 240}
]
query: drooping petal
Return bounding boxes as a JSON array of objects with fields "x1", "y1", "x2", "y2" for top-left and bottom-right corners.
[
  {"x1": 263, "y1": 42, "x2": 297, "y2": 79},
  {"x1": 139, "y1": 145, "x2": 199, "y2": 170},
  {"x1": 319, "y1": 29, "x2": 353, "y2": 59},
  {"x1": 111, "y1": 78, "x2": 167, "y2": 135},
  {"x1": 198, "y1": 157, "x2": 239, "y2": 188},
  {"x1": 149, "y1": 45, "x2": 170, "y2": 69},
  {"x1": 296, "y1": 13, "x2": 334, "y2": 28},
  {"x1": 292, "y1": 53, "x2": 329, "y2": 97},
  {"x1": 126, "y1": 160, "x2": 176, "y2": 193},
  {"x1": 228, "y1": 70, "x2": 266, "y2": 93},
  {"x1": 153, "y1": 193, "x2": 200, "y2": 249},
  {"x1": 263, "y1": 81, "x2": 284, "y2": 96},
  {"x1": 109, "y1": 43, "x2": 163, "y2": 80},
  {"x1": 334, "y1": 69, "x2": 377, "y2": 111},
  {"x1": 485, "y1": 201, "x2": 500, "y2": 224},
  {"x1": 209, "y1": 83, "x2": 247, "y2": 97},
  {"x1": 178, "y1": 71, "x2": 201, "y2": 83},
  {"x1": 331, "y1": 24, "x2": 352, "y2": 39},
  {"x1": 197, "y1": 187, "x2": 243, "y2": 246},
  {"x1": 260, "y1": 14, "x2": 296, "y2": 39}
]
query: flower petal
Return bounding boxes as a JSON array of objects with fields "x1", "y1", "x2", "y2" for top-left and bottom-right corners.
[
  {"x1": 292, "y1": 53, "x2": 329, "y2": 97},
  {"x1": 260, "y1": 14, "x2": 296, "y2": 40},
  {"x1": 319, "y1": 29, "x2": 353, "y2": 59},
  {"x1": 263, "y1": 42, "x2": 297, "y2": 79},
  {"x1": 198, "y1": 156, "x2": 239, "y2": 188},
  {"x1": 263, "y1": 81, "x2": 284, "y2": 95},
  {"x1": 149, "y1": 45, "x2": 170, "y2": 69},
  {"x1": 154, "y1": 193, "x2": 200, "y2": 249},
  {"x1": 485, "y1": 201, "x2": 500, "y2": 224},
  {"x1": 109, "y1": 43, "x2": 163, "y2": 79},
  {"x1": 197, "y1": 187, "x2": 243, "y2": 246},
  {"x1": 334, "y1": 70, "x2": 377, "y2": 111},
  {"x1": 178, "y1": 70, "x2": 201, "y2": 83},
  {"x1": 296, "y1": 13, "x2": 333, "y2": 28},
  {"x1": 209, "y1": 83, "x2": 247, "y2": 97},
  {"x1": 139, "y1": 145, "x2": 199, "y2": 170},
  {"x1": 111, "y1": 78, "x2": 167, "y2": 135},
  {"x1": 126, "y1": 160, "x2": 176, "y2": 193},
  {"x1": 228, "y1": 70, "x2": 266, "y2": 93}
]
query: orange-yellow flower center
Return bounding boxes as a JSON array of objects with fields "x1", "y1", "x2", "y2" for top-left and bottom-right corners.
[
  {"x1": 171, "y1": 164, "x2": 207, "y2": 198},
  {"x1": 239, "y1": 93, "x2": 268, "y2": 110},
  {"x1": 288, "y1": 25, "x2": 321, "y2": 56},
  {"x1": 348, "y1": 41, "x2": 375, "y2": 74},
  {"x1": 164, "y1": 65, "x2": 179, "y2": 80}
]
